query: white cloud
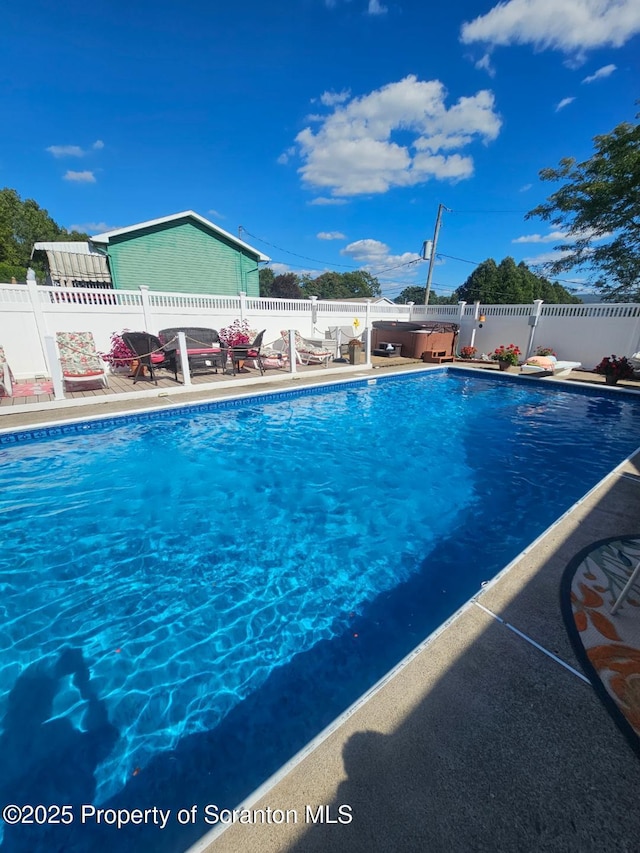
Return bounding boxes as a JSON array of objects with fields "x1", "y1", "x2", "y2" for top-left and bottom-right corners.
[
  {"x1": 295, "y1": 75, "x2": 501, "y2": 197},
  {"x1": 524, "y1": 249, "x2": 575, "y2": 266},
  {"x1": 519, "y1": 183, "x2": 532, "y2": 192},
  {"x1": 320, "y1": 89, "x2": 351, "y2": 107},
  {"x1": 582, "y1": 63, "x2": 616, "y2": 82},
  {"x1": 341, "y1": 238, "x2": 421, "y2": 274},
  {"x1": 47, "y1": 141, "x2": 104, "y2": 157},
  {"x1": 367, "y1": 0, "x2": 387, "y2": 14},
  {"x1": 208, "y1": 208, "x2": 225, "y2": 219},
  {"x1": 475, "y1": 53, "x2": 496, "y2": 77},
  {"x1": 47, "y1": 145, "x2": 85, "y2": 158},
  {"x1": 317, "y1": 231, "x2": 346, "y2": 240},
  {"x1": 513, "y1": 230, "x2": 568, "y2": 244},
  {"x1": 69, "y1": 221, "x2": 114, "y2": 233},
  {"x1": 277, "y1": 146, "x2": 297, "y2": 165},
  {"x1": 519, "y1": 227, "x2": 611, "y2": 262},
  {"x1": 271, "y1": 261, "x2": 325, "y2": 278},
  {"x1": 555, "y1": 96, "x2": 575, "y2": 111},
  {"x1": 460, "y1": 0, "x2": 640, "y2": 54},
  {"x1": 308, "y1": 197, "x2": 349, "y2": 206},
  {"x1": 63, "y1": 170, "x2": 96, "y2": 183}
]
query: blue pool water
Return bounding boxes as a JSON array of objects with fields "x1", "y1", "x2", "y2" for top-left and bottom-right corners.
[{"x1": 1, "y1": 369, "x2": 640, "y2": 851}]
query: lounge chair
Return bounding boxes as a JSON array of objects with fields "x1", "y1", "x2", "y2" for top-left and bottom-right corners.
[
  {"x1": 122, "y1": 332, "x2": 172, "y2": 384},
  {"x1": 520, "y1": 355, "x2": 581, "y2": 378},
  {"x1": 55, "y1": 331, "x2": 109, "y2": 390},
  {"x1": 0, "y1": 345, "x2": 15, "y2": 396},
  {"x1": 280, "y1": 330, "x2": 333, "y2": 366}
]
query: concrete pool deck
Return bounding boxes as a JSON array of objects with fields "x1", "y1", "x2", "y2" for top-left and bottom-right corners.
[
  {"x1": 191, "y1": 451, "x2": 640, "y2": 853},
  {"x1": 3, "y1": 363, "x2": 640, "y2": 852}
]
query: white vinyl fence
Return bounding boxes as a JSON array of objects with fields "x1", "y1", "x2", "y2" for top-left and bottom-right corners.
[{"x1": 2, "y1": 280, "x2": 640, "y2": 379}]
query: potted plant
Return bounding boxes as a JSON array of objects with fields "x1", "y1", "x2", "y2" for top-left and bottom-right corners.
[
  {"x1": 219, "y1": 320, "x2": 255, "y2": 371},
  {"x1": 348, "y1": 338, "x2": 364, "y2": 365},
  {"x1": 459, "y1": 345, "x2": 477, "y2": 360},
  {"x1": 219, "y1": 319, "x2": 253, "y2": 348},
  {"x1": 594, "y1": 354, "x2": 635, "y2": 385},
  {"x1": 534, "y1": 346, "x2": 557, "y2": 357},
  {"x1": 101, "y1": 331, "x2": 136, "y2": 373},
  {"x1": 491, "y1": 344, "x2": 521, "y2": 371}
]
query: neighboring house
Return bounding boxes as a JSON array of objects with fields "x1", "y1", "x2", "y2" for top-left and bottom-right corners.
[{"x1": 32, "y1": 211, "x2": 270, "y2": 297}]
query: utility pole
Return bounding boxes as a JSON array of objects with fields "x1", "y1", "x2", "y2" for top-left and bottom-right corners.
[{"x1": 424, "y1": 203, "x2": 449, "y2": 305}]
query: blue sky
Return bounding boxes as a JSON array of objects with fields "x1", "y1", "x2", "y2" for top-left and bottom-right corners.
[{"x1": 2, "y1": 0, "x2": 638, "y2": 299}]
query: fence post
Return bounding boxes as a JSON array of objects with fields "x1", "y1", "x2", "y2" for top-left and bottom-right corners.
[
  {"x1": 526, "y1": 299, "x2": 544, "y2": 358},
  {"x1": 44, "y1": 335, "x2": 65, "y2": 400},
  {"x1": 139, "y1": 286, "x2": 153, "y2": 332},
  {"x1": 27, "y1": 270, "x2": 51, "y2": 375},
  {"x1": 239, "y1": 291, "x2": 247, "y2": 322},
  {"x1": 288, "y1": 329, "x2": 297, "y2": 374},
  {"x1": 468, "y1": 301, "x2": 479, "y2": 353},
  {"x1": 365, "y1": 300, "x2": 372, "y2": 367},
  {"x1": 457, "y1": 301, "x2": 467, "y2": 353},
  {"x1": 310, "y1": 295, "x2": 319, "y2": 336},
  {"x1": 407, "y1": 301, "x2": 414, "y2": 322},
  {"x1": 177, "y1": 331, "x2": 191, "y2": 386}
]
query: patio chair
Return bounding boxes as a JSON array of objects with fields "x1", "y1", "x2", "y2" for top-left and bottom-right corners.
[
  {"x1": 0, "y1": 345, "x2": 15, "y2": 396},
  {"x1": 231, "y1": 330, "x2": 266, "y2": 376},
  {"x1": 55, "y1": 331, "x2": 109, "y2": 390},
  {"x1": 520, "y1": 355, "x2": 582, "y2": 378},
  {"x1": 121, "y1": 332, "x2": 172, "y2": 384},
  {"x1": 280, "y1": 330, "x2": 333, "y2": 367}
]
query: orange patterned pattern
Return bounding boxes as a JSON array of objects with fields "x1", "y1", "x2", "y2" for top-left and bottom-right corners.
[{"x1": 568, "y1": 539, "x2": 640, "y2": 740}]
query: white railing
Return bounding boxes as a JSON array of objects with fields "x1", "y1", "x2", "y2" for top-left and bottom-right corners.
[{"x1": 2, "y1": 281, "x2": 640, "y2": 379}]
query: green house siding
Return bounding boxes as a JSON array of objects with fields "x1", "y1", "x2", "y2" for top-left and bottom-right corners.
[{"x1": 106, "y1": 219, "x2": 260, "y2": 296}]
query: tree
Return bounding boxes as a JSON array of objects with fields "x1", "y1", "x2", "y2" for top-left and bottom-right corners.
[
  {"x1": 455, "y1": 258, "x2": 500, "y2": 303},
  {"x1": 454, "y1": 257, "x2": 580, "y2": 304},
  {"x1": 394, "y1": 286, "x2": 426, "y2": 304},
  {"x1": 259, "y1": 267, "x2": 275, "y2": 297},
  {"x1": 526, "y1": 117, "x2": 640, "y2": 301},
  {"x1": 0, "y1": 187, "x2": 88, "y2": 281},
  {"x1": 271, "y1": 273, "x2": 303, "y2": 299},
  {"x1": 301, "y1": 270, "x2": 381, "y2": 299},
  {"x1": 393, "y1": 285, "x2": 455, "y2": 305}
]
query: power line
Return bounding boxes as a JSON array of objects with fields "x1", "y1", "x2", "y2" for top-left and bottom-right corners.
[{"x1": 240, "y1": 228, "x2": 357, "y2": 270}]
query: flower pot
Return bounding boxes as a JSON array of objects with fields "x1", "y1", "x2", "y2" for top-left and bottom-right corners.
[
  {"x1": 349, "y1": 348, "x2": 363, "y2": 365},
  {"x1": 605, "y1": 375, "x2": 619, "y2": 385},
  {"x1": 498, "y1": 360, "x2": 517, "y2": 372}
]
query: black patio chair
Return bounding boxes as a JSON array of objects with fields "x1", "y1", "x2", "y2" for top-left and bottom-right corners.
[
  {"x1": 122, "y1": 332, "x2": 172, "y2": 384},
  {"x1": 231, "y1": 330, "x2": 266, "y2": 376}
]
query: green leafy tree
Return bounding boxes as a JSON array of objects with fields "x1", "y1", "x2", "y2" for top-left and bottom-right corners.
[
  {"x1": 455, "y1": 258, "x2": 500, "y2": 303},
  {"x1": 394, "y1": 285, "x2": 426, "y2": 304},
  {"x1": 393, "y1": 285, "x2": 455, "y2": 304},
  {"x1": 454, "y1": 257, "x2": 580, "y2": 304},
  {"x1": 301, "y1": 270, "x2": 381, "y2": 299},
  {"x1": 258, "y1": 267, "x2": 275, "y2": 296},
  {"x1": 0, "y1": 187, "x2": 88, "y2": 281},
  {"x1": 526, "y1": 117, "x2": 640, "y2": 301},
  {"x1": 271, "y1": 273, "x2": 303, "y2": 298}
]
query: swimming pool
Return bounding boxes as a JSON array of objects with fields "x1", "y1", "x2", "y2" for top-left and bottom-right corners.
[{"x1": 1, "y1": 369, "x2": 640, "y2": 852}]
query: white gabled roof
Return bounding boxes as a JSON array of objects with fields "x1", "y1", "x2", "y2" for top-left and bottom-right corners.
[{"x1": 90, "y1": 210, "x2": 270, "y2": 262}]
